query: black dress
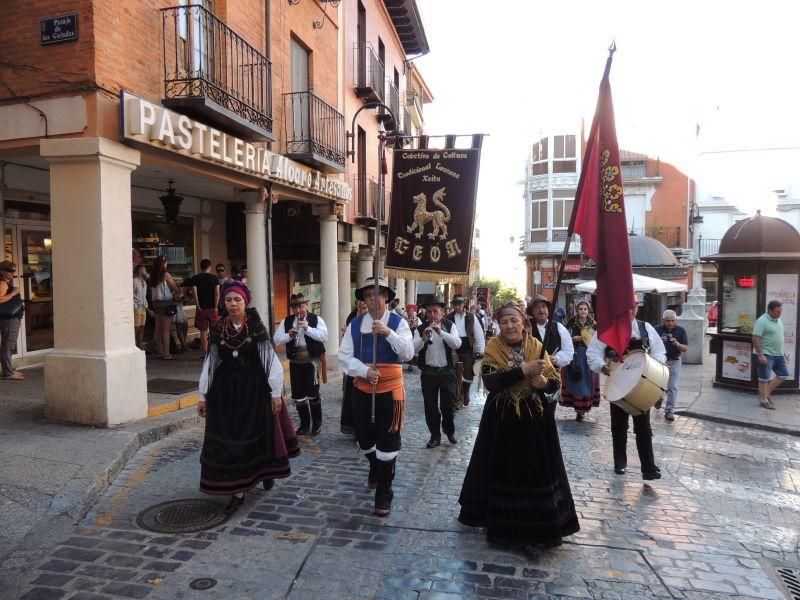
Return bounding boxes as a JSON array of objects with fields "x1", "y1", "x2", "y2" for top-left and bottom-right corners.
[
  {"x1": 458, "y1": 366, "x2": 580, "y2": 544},
  {"x1": 199, "y1": 311, "x2": 300, "y2": 495}
]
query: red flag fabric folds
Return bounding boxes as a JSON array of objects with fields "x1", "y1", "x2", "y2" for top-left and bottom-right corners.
[{"x1": 570, "y1": 55, "x2": 633, "y2": 358}]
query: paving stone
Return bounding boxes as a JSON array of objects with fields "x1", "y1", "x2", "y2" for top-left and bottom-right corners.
[
  {"x1": 40, "y1": 560, "x2": 80, "y2": 574},
  {"x1": 99, "y1": 582, "x2": 151, "y2": 599},
  {"x1": 51, "y1": 548, "x2": 104, "y2": 563},
  {"x1": 142, "y1": 560, "x2": 182, "y2": 572},
  {"x1": 76, "y1": 564, "x2": 137, "y2": 582},
  {"x1": 481, "y1": 563, "x2": 516, "y2": 575},
  {"x1": 19, "y1": 588, "x2": 67, "y2": 600},
  {"x1": 30, "y1": 574, "x2": 73, "y2": 587}
]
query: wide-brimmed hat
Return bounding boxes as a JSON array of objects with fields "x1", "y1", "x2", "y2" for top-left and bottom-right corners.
[
  {"x1": 355, "y1": 276, "x2": 396, "y2": 302},
  {"x1": 0, "y1": 260, "x2": 16, "y2": 273},
  {"x1": 452, "y1": 295, "x2": 466, "y2": 305},
  {"x1": 529, "y1": 294, "x2": 551, "y2": 307},
  {"x1": 418, "y1": 294, "x2": 446, "y2": 309},
  {"x1": 290, "y1": 293, "x2": 309, "y2": 307}
]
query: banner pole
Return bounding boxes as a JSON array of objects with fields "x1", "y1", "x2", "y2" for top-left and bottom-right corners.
[{"x1": 371, "y1": 131, "x2": 388, "y2": 425}]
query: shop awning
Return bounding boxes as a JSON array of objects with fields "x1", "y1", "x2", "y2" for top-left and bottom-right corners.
[{"x1": 575, "y1": 274, "x2": 688, "y2": 294}]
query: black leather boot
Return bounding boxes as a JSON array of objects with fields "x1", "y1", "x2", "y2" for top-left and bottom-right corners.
[
  {"x1": 295, "y1": 401, "x2": 311, "y2": 436},
  {"x1": 612, "y1": 429, "x2": 627, "y2": 474},
  {"x1": 461, "y1": 381, "x2": 472, "y2": 406},
  {"x1": 310, "y1": 398, "x2": 323, "y2": 435},
  {"x1": 374, "y1": 458, "x2": 396, "y2": 516},
  {"x1": 366, "y1": 451, "x2": 378, "y2": 489}
]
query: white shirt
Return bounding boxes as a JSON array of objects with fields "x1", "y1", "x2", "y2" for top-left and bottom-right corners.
[
  {"x1": 452, "y1": 311, "x2": 486, "y2": 353},
  {"x1": 534, "y1": 321, "x2": 574, "y2": 367},
  {"x1": 273, "y1": 314, "x2": 329, "y2": 348},
  {"x1": 412, "y1": 322, "x2": 462, "y2": 367},
  {"x1": 586, "y1": 319, "x2": 668, "y2": 373},
  {"x1": 338, "y1": 309, "x2": 414, "y2": 378}
]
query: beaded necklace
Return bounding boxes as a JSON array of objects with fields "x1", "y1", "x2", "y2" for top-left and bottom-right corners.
[{"x1": 220, "y1": 316, "x2": 251, "y2": 357}]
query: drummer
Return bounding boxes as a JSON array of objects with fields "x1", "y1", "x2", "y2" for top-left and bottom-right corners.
[{"x1": 587, "y1": 294, "x2": 666, "y2": 480}]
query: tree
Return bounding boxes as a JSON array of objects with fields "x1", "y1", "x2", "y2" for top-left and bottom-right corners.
[
  {"x1": 495, "y1": 285, "x2": 520, "y2": 305},
  {"x1": 474, "y1": 277, "x2": 502, "y2": 298}
]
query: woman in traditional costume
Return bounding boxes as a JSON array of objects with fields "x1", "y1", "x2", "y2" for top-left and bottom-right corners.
[
  {"x1": 458, "y1": 302, "x2": 579, "y2": 551},
  {"x1": 560, "y1": 300, "x2": 601, "y2": 421},
  {"x1": 198, "y1": 282, "x2": 300, "y2": 514}
]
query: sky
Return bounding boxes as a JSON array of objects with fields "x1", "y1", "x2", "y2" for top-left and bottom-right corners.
[{"x1": 413, "y1": 0, "x2": 800, "y2": 294}]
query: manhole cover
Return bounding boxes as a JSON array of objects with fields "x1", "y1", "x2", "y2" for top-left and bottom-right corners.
[
  {"x1": 136, "y1": 499, "x2": 229, "y2": 534},
  {"x1": 775, "y1": 567, "x2": 800, "y2": 600},
  {"x1": 190, "y1": 577, "x2": 217, "y2": 591}
]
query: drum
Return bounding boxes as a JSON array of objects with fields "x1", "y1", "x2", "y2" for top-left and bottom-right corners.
[{"x1": 604, "y1": 350, "x2": 669, "y2": 416}]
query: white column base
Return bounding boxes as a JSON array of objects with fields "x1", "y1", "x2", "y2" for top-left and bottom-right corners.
[{"x1": 44, "y1": 349, "x2": 147, "y2": 426}]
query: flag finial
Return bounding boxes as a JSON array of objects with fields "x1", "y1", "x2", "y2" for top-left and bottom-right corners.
[{"x1": 608, "y1": 40, "x2": 617, "y2": 56}]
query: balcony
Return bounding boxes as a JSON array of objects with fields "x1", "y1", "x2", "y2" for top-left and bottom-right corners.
[
  {"x1": 161, "y1": 5, "x2": 274, "y2": 141},
  {"x1": 377, "y1": 79, "x2": 399, "y2": 131},
  {"x1": 353, "y1": 43, "x2": 385, "y2": 104},
  {"x1": 629, "y1": 226, "x2": 683, "y2": 248},
  {"x1": 283, "y1": 91, "x2": 345, "y2": 173},
  {"x1": 697, "y1": 236, "x2": 721, "y2": 259},
  {"x1": 352, "y1": 175, "x2": 389, "y2": 225}
]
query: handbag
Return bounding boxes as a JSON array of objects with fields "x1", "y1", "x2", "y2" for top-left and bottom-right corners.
[{"x1": 0, "y1": 294, "x2": 24, "y2": 319}]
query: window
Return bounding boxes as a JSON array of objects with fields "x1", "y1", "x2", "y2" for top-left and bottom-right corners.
[
  {"x1": 529, "y1": 191, "x2": 548, "y2": 241},
  {"x1": 552, "y1": 189, "x2": 575, "y2": 229},
  {"x1": 622, "y1": 160, "x2": 646, "y2": 179},
  {"x1": 531, "y1": 137, "x2": 548, "y2": 175},
  {"x1": 553, "y1": 134, "x2": 576, "y2": 173}
]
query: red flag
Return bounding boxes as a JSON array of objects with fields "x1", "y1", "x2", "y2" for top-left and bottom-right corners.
[{"x1": 569, "y1": 51, "x2": 633, "y2": 357}]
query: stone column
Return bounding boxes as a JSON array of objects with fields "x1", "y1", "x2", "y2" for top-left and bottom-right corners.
[
  {"x1": 243, "y1": 191, "x2": 269, "y2": 320},
  {"x1": 338, "y1": 243, "x2": 356, "y2": 329},
  {"x1": 395, "y1": 278, "x2": 406, "y2": 307},
  {"x1": 406, "y1": 279, "x2": 417, "y2": 306},
  {"x1": 355, "y1": 246, "x2": 374, "y2": 288},
  {"x1": 679, "y1": 285, "x2": 706, "y2": 365},
  {"x1": 40, "y1": 137, "x2": 146, "y2": 426},
  {"x1": 314, "y1": 204, "x2": 340, "y2": 356}
]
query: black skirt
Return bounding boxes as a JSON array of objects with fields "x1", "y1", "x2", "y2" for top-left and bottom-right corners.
[
  {"x1": 200, "y1": 342, "x2": 299, "y2": 495},
  {"x1": 458, "y1": 393, "x2": 580, "y2": 545}
]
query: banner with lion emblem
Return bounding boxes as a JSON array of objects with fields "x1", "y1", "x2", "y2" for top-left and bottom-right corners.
[{"x1": 386, "y1": 147, "x2": 482, "y2": 282}]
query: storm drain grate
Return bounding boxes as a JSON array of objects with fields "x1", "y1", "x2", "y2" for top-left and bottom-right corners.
[
  {"x1": 776, "y1": 567, "x2": 800, "y2": 600},
  {"x1": 136, "y1": 499, "x2": 229, "y2": 534}
]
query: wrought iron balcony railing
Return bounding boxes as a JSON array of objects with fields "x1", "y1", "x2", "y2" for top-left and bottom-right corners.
[
  {"x1": 629, "y1": 226, "x2": 683, "y2": 248},
  {"x1": 352, "y1": 175, "x2": 389, "y2": 224},
  {"x1": 400, "y1": 105, "x2": 412, "y2": 136},
  {"x1": 161, "y1": 5, "x2": 274, "y2": 141},
  {"x1": 377, "y1": 78, "x2": 399, "y2": 130},
  {"x1": 353, "y1": 43, "x2": 385, "y2": 104},
  {"x1": 697, "y1": 236, "x2": 721, "y2": 258},
  {"x1": 283, "y1": 91, "x2": 345, "y2": 173}
]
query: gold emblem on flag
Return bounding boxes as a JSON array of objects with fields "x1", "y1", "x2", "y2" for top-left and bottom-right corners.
[
  {"x1": 406, "y1": 187, "x2": 451, "y2": 240},
  {"x1": 600, "y1": 148, "x2": 623, "y2": 213}
]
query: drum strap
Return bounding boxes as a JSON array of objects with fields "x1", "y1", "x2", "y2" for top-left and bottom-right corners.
[{"x1": 636, "y1": 320, "x2": 650, "y2": 353}]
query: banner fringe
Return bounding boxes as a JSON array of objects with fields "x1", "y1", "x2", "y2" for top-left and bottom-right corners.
[{"x1": 386, "y1": 268, "x2": 469, "y2": 285}]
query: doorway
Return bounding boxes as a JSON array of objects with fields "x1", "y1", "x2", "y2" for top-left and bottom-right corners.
[{"x1": 3, "y1": 222, "x2": 54, "y2": 357}]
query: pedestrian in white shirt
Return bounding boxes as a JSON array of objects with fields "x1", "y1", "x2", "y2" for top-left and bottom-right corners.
[{"x1": 447, "y1": 295, "x2": 486, "y2": 407}]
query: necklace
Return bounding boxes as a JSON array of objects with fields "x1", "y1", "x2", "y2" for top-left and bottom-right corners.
[
  {"x1": 221, "y1": 317, "x2": 251, "y2": 357},
  {"x1": 507, "y1": 342, "x2": 524, "y2": 368}
]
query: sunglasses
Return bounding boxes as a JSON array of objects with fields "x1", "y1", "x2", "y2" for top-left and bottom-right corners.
[{"x1": 216, "y1": 268, "x2": 225, "y2": 273}]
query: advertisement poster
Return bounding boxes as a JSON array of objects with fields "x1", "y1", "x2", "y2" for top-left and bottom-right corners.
[
  {"x1": 766, "y1": 273, "x2": 798, "y2": 378},
  {"x1": 721, "y1": 340, "x2": 752, "y2": 381}
]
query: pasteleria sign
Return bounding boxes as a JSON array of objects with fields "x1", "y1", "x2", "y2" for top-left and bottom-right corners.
[{"x1": 120, "y1": 91, "x2": 351, "y2": 203}]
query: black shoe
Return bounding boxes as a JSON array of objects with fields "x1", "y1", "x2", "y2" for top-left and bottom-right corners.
[
  {"x1": 575, "y1": 412, "x2": 584, "y2": 422},
  {"x1": 340, "y1": 425, "x2": 354, "y2": 435},
  {"x1": 262, "y1": 479, "x2": 274, "y2": 491},
  {"x1": 642, "y1": 470, "x2": 662, "y2": 481},
  {"x1": 223, "y1": 494, "x2": 245, "y2": 515},
  {"x1": 654, "y1": 398, "x2": 663, "y2": 410},
  {"x1": 374, "y1": 487, "x2": 394, "y2": 517},
  {"x1": 426, "y1": 437, "x2": 441, "y2": 449},
  {"x1": 614, "y1": 466, "x2": 626, "y2": 475},
  {"x1": 664, "y1": 411, "x2": 675, "y2": 421},
  {"x1": 446, "y1": 434, "x2": 457, "y2": 444}
]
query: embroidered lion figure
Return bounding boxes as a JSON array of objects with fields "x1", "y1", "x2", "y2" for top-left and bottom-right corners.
[{"x1": 406, "y1": 187, "x2": 451, "y2": 240}]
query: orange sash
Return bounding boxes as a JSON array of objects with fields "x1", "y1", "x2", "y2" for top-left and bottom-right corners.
[{"x1": 354, "y1": 363, "x2": 406, "y2": 432}]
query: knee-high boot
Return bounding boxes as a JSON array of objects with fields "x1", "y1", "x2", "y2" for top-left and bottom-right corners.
[
  {"x1": 612, "y1": 429, "x2": 627, "y2": 471},
  {"x1": 374, "y1": 458, "x2": 395, "y2": 516},
  {"x1": 309, "y1": 398, "x2": 323, "y2": 435},
  {"x1": 365, "y1": 451, "x2": 378, "y2": 489},
  {"x1": 461, "y1": 380, "x2": 472, "y2": 406},
  {"x1": 295, "y1": 400, "x2": 311, "y2": 436}
]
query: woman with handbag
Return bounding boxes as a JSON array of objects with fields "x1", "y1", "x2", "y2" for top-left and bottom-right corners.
[
  {"x1": 560, "y1": 300, "x2": 601, "y2": 422},
  {"x1": 458, "y1": 302, "x2": 579, "y2": 553},
  {"x1": 0, "y1": 261, "x2": 25, "y2": 380},
  {"x1": 149, "y1": 256, "x2": 182, "y2": 360}
]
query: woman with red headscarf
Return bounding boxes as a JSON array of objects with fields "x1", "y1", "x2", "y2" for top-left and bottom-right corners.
[{"x1": 197, "y1": 281, "x2": 300, "y2": 514}]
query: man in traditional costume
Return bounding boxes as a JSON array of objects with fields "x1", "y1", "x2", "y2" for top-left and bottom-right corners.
[
  {"x1": 527, "y1": 294, "x2": 574, "y2": 374},
  {"x1": 274, "y1": 293, "x2": 328, "y2": 435},
  {"x1": 413, "y1": 295, "x2": 462, "y2": 448},
  {"x1": 339, "y1": 277, "x2": 414, "y2": 516},
  {"x1": 447, "y1": 295, "x2": 485, "y2": 407},
  {"x1": 587, "y1": 295, "x2": 666, "y2": 479}
]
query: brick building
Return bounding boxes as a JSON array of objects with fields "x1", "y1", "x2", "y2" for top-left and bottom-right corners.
[{"x1": 0, "y1": 0, "x2": 430, "y2": 426}]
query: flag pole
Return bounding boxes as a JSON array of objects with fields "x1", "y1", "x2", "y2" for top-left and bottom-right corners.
[{"x1": 539, "y1": 42, "x2": 616, "y2": 360}]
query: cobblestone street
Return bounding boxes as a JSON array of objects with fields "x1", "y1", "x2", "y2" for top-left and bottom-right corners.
[{"x1": 4, "y1": 371, "x2": 800, "y2": 600}]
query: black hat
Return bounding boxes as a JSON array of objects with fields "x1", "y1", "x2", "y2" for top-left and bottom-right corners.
[
  {"x1": 452, "y1": 295, "x2": 466, "y2": 305},
  {"x1": 418, "y1": 294, "x2": 446, "y2": 308},
  {"x1": 290, "y1": 293, "x2": 309, "y2": 307},
  {"x1": 355, "y1": 276, "x2": 396, "y2": 302}
]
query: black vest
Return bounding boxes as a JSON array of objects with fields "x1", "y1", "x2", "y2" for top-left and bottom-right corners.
[
  {"x1": 605, "y1": 320, "x2": 649, "y2": 359},
  {"x1": 446, "y1": 311, "x2": 475, "y2": 348},
  {"x1": 283, "y1": 313, "x2": 326, "y2": 359},
  {"x1": 416, "y1": 318, "x2": 457, "y2": 369},
  {"x1": 532, "y1": 319, "x2": 562, "y2": 357}
]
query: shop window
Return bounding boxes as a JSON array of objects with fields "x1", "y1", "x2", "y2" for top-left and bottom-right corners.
[
  {"x1": 133, "y1": 213, "x2": 195, "y2": 286},
  {"x1": 721, "y1": 274, "x2": 757, "y2": 333}
]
